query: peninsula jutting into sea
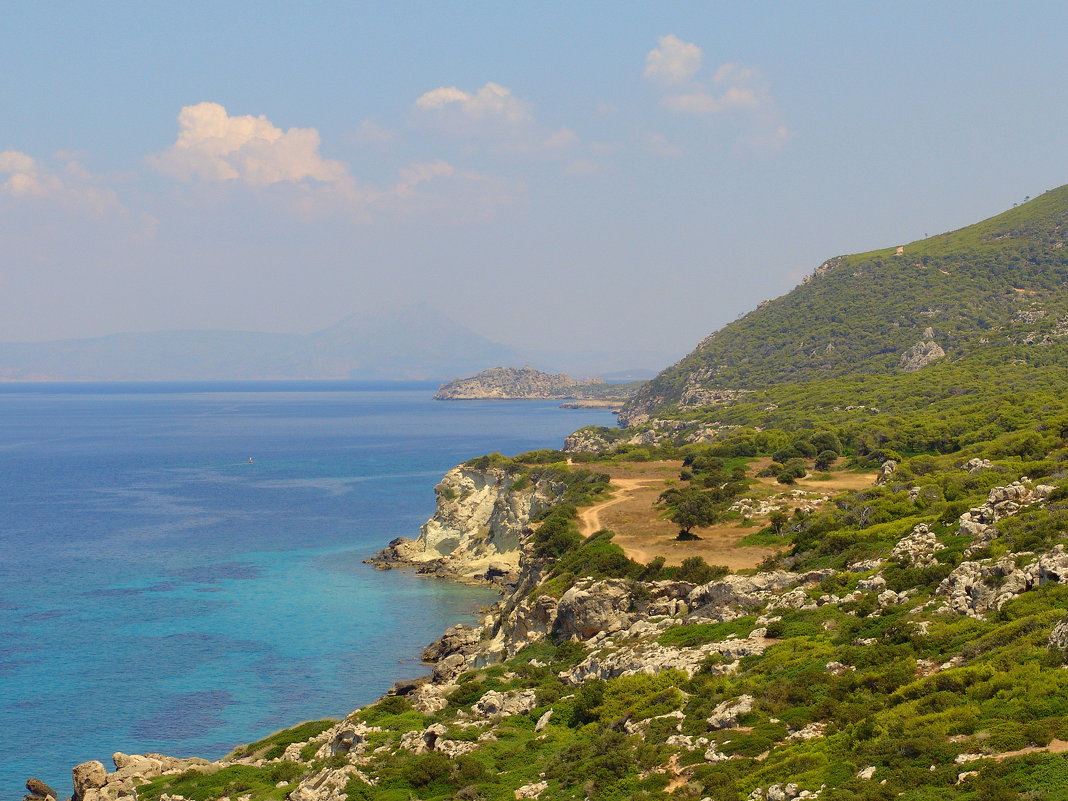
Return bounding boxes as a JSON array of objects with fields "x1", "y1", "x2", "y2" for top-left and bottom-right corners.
[{"x1": 47, "y1": 186, "x2": 1068, "y2": 801}]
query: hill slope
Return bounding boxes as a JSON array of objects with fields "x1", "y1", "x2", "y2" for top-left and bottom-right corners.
[{"x1": 623, "y1": 186, "x2": 1068, "y2": 423}]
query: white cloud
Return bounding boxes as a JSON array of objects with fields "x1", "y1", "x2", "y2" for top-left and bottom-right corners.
[
  {"x1": 0, "y1": 150, "x2": 121, "y2": 215},
  {"x1": 415, "y1": 82, "x2": 532, "y2": 126},
  {"x1": 644, "y1": 34, "x2": 703, "y2": 85},
  {"x1": 661, "y1": 86, "x2": 761, "y2": 114},
  {"x1": 642, "y1": 38, "x2": 789, "y2": 145},
  {"x1": 392, "y1": 160, "x2": 456, "y2": 197},
  {"x1": 151, "y1": 102, "x2": 350, "y2": 187}
]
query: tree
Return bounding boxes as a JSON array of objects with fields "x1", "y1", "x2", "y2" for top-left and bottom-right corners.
[
  {"x1": 814, "y1": 449, "x2": 838, "y2": 471},
  {"x1": 657, "y1": 487, "x2": 719, "y2": 538},
  {"x1": 811, "y1": 431, "x2": 843, "y2": 455},
  {"x1": 769, "y1": 510, "x2": 790, "y2": 535}
]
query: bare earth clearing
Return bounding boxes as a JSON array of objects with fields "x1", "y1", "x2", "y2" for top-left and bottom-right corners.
[{"x1": 576, "y1": 459, "x2": 877, "y2": 570}]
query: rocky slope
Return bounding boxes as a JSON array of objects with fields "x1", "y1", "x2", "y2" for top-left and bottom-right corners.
[{"x1": 51, "y1": 451, "x2": 1068, "y2": 801}]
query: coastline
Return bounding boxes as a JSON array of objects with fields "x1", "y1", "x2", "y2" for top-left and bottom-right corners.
[{"x1": 7, "y1": 386, "x2": 617, "y2": 801}]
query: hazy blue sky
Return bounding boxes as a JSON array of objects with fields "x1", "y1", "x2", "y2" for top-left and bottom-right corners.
[{"x1": 3, "y1": 2, "x2": 1066, "y2": 360}]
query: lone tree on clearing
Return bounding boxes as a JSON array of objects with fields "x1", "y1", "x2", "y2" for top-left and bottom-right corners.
[{"x1": 658, "y1": 487, "x2": 719, "y2": 539}]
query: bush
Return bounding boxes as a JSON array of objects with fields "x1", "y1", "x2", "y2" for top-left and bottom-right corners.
[{"x1": 674, "y1": 556, "x2": 729, "y2": 584}]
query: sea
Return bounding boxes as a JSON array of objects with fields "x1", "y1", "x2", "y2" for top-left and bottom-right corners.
[{"x1": 0, "y1": 381, "x2": 616, "y2": 798}]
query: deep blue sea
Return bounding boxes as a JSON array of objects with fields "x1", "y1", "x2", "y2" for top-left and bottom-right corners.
[{"x1": 0, "y1": 381, "x2": 616, "y2": 798}]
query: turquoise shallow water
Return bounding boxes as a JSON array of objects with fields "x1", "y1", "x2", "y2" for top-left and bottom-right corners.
[{"x1": 0, "y1": 382, "x2": 616, "y2": 798}]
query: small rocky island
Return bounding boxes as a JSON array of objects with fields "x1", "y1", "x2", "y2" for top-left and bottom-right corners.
[{"x1": 433, "y1": 366, "x2": 642, "y2": 407}]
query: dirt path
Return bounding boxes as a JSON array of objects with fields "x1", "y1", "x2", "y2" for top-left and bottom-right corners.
[
  {"x1": 989, "y1": 738, "x2": 1068, "y2": 761},
  {"x1": 578, "y1": 478, "x2": 657, "y2": 536}
]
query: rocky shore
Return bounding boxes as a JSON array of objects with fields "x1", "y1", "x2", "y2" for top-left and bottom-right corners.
[{"x1": 41, "y1": 463, "x2": 1068, "y2": 801}]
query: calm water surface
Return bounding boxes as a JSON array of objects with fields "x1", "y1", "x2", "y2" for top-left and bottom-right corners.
[{"x1": 0, "y1": 381, "x2": 615, "y2": 797}]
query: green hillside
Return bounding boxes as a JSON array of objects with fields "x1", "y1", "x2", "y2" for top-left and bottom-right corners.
[
  {"x1": 624, "y1": 186, "x2": 1068, "y2": 423},
  {"x1": 67, "y1": 186, "x2": 1068, "y2": 801}
]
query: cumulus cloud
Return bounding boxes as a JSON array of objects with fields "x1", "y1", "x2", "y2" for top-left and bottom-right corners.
[
  {"x1": 415, "y1": 82, "x2": 532, "y2": 126},
  {"x1": 643, "y1": 37, "x2": 770, "y2": 117},
  {"x1": 642, "y1": 37, "x2": 789, "y2": 147},
  {"x1": 0, "y1": 150, "x2": 121, "y2": 215},
  {"x1": 644, "y1": 34, "x2": 703, "y2": 85},
  {"x1": 151, "y1": 102, "x2": 350, "y2": 187}
]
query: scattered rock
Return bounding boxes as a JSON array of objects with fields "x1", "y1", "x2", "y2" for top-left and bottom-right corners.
[
  {"x1": 514, "y1": 780, "x2": 549, "y2": 799},
  {"x1": 937, "y1": 545, "x2": 1068, "y2": 616},
  {"x1": 890, "y1": 523, "x2": 941, "y2": 567},
  {"x1": 706, "y1": 696, "x2": 754, "y2": 730},
  {"x1": 899, "y1": 340, "x2": 945, "y2": 372},
  {"x1": 472, "y1": 689, "x2": 538, "y2": 719}
]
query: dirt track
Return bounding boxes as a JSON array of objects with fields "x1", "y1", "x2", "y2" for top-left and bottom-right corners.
[{"x1": 578, "y1": 478, "x2": 657, "y2": 537}]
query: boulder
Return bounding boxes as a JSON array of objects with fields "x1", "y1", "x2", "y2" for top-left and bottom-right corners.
[
  {"x1": 706, "y1": 695, "x2": 754, "y2": 730},
  {"x1": 71, "y1": 762, "x2": 107, "y2": 800},
  {"x1": 937, "y1": 545, "x2": 1068, "y2": 616},
  {"x1": 514, "y1": 781, "x2": 549, "y2": 799},
  {"x1": 890, "y1": 523, "x2": 941, "y2": 567},
  {"x1": 688, "y1": 572, "x2": 798, "y2": 615},
  {"x1": 472, "y1": 689, "x2": 538, "y2": 719},
  {"x1": 25, "y1": 778, "x2": 57, "y2": 800},
  {"x1": 1050, "y1": 614, "x2": 1068, "y2": 652},
  {"x1": 899, "y1": 340, "x2": 945, "y2": 372},
  {"x1": 552, "y1": 579, "x2": 633, "y2": 641}
]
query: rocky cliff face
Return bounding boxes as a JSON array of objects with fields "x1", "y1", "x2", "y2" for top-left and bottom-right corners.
[{"x1": 371, "y1": 464, "x2": 566, "y2": 583}]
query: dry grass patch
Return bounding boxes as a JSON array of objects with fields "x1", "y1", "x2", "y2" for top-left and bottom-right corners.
[{"x1": 575, "y1": 459, "x2": 877, "y2": 570}]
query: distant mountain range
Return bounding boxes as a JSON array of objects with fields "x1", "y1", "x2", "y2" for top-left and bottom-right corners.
[{"x1": 0, "y1": 303, "x2": 674, "y2": 382}]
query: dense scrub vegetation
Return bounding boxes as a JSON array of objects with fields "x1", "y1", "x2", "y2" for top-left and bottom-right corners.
[{"x1": 628, "y1": 186, "x2": 1068, "y2": 416}]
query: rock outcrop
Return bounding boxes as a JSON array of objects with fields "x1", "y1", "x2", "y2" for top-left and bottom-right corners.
[
  {"x1": 936, "y1": 545, "x2": 1068, "y2": 617},
  {"x1": 890, "y1": 523, "x2": 941, "y2": 567},
  {"x1": 370, "y1": 464, "x2": 567, "y2": 582}
]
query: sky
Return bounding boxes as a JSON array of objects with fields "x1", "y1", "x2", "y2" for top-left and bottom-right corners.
[{"x1": 3, "y1": 2, "x2": 1068, "y2": 362}]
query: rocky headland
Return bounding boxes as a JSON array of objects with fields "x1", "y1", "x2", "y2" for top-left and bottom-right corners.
[{"x1": 433, "y1": 366, "x2": 641, "y2": 403}]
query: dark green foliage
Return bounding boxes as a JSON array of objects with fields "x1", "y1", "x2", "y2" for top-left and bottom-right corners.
[
  {"x1": 658, "y1": 617, "x2": 758, "y2": 648},
  {"x1": 138, "y1": 763, "x2": 304, "y2": 801},
  {"x1": 658, "y1": 486, "x2": 720, "y2": 534},
  {"x1": 674, "y1": 556, "x2": 729, "y2": 584},
  {"x1": 229, "y1": 719, "x2": 337, "y2": 760},
  {"x1": 627, "y1": 185, "x2": 1068, "y2": 420},
  {"x1": 815, "y1": 449, "x2": 839, "y2": 470}
]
